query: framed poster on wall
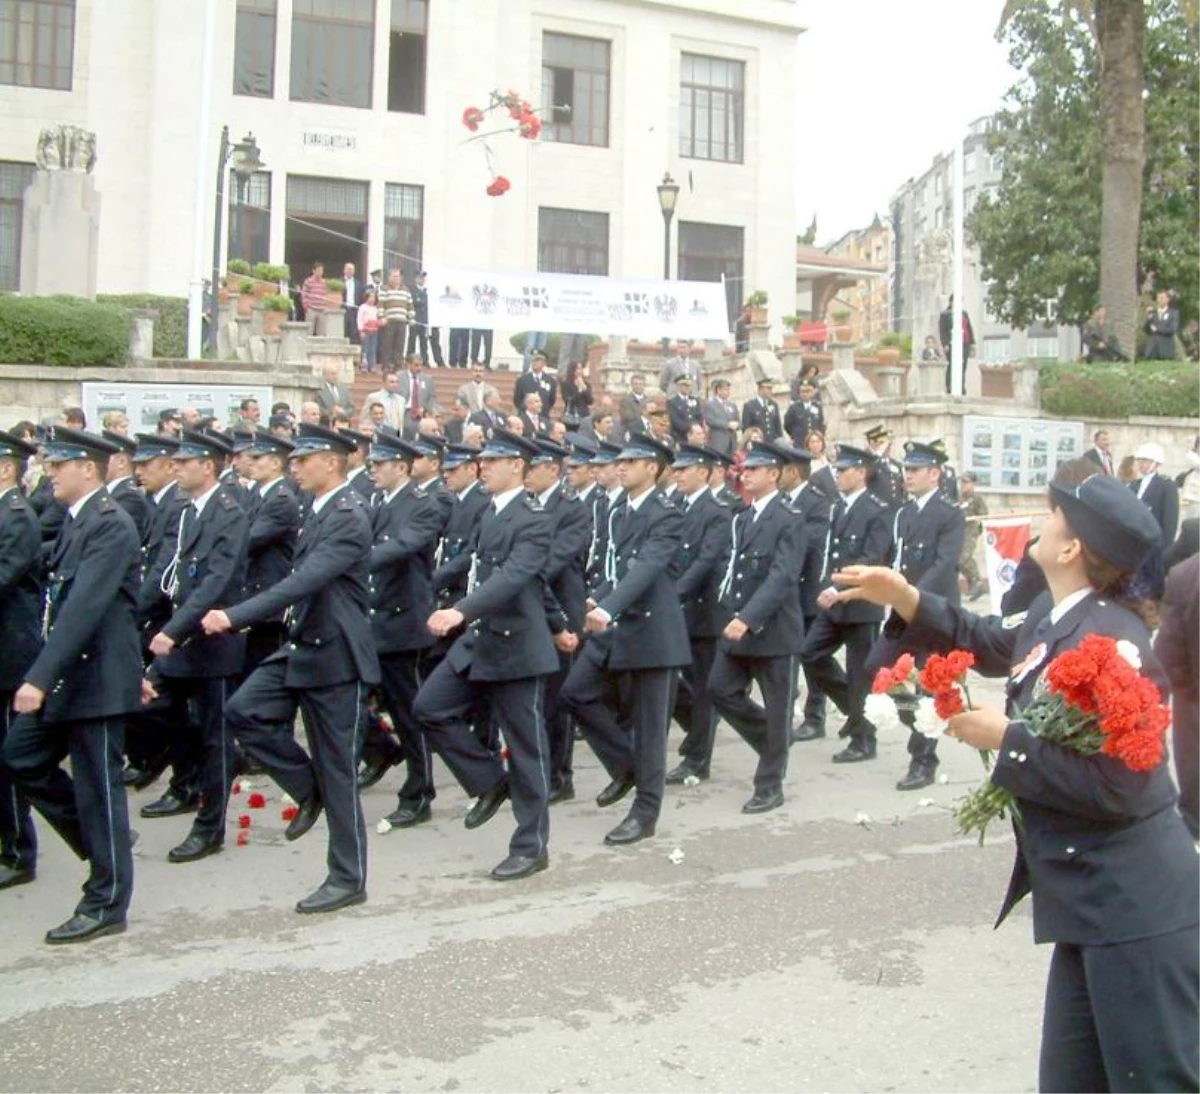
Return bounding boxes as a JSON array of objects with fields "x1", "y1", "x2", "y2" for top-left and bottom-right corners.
[
  {"x1": 81, "y1": 383, "x2": 274, "y2": 433},
  {"x1": 962, "y1": 415, "x2": 1084, "y2": 493}
]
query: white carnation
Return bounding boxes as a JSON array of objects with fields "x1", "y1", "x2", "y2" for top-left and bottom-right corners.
[
  {"x1": 864, "y1": 692, "x2": 902, "y2": 732},
  {"x1": 1115, "y1": 639, "x2": 1142, "y2": 671},
  {"x1": 912, "y1": 696, "x2": 946, "y2": 740}
]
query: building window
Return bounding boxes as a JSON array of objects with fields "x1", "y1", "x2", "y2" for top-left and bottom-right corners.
[
  {"x1": 285, "y1": 175, "x2": 370, "y2": 277},
  {"x1": 962, "y1": 150, "x2": 975, "y2": 174},
  {"x1": 982, "y1": 336, "x2": 1011, "y2": 363},
  {"x1": 934, "y1": 173, "x2": 943, "y2": 195},
  {"x1": 233, "y1": 0, "x2": 276, "y2": 98},
  {"x1": 540, "y1": 32, "x2": 610, "y2": 147},
  {"x1": 387, "y1": 0, "x2": 426, "y2": 114},
  {"x1": 228, "y1": 171, "x2": 271, "y2": 266},
  {"x1": 679, "y1": 53, "x2": 744, "y2": 164},
  {"x1": 0, "y1": 0, "x2": 75, "y2": 89},
  {"x1": 383, "y1": 183, "x2": 423, "y2": 281},
  {"x1": 537, "y1": 208, "x2": 609, "y2": 276},
  {"x1": 678, "y1": 220, "x2": 743, "y2": 330},
  {"x1": 1026, "y1": 335, "x2": 1059, "y2": 359},
  {"x1": 0, "y1": 161, "x2": 34, "y2": 290},
  {"x1": 290, "y1": 0, "x2": 374, "y2": 110}
]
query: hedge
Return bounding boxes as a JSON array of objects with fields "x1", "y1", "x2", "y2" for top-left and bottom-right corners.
[
  {"x1": 1039, "y1": 361, "x2": 1199, "y2": 419},
  {"x1": 0, "y1": 294, "x2": 130, "y2": 366},
  {"x1": 97, "y1": 293, "x2": 187, "y2": 358}
]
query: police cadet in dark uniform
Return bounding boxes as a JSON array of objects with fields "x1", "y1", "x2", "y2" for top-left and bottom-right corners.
[
  {"x1": 430, "y1": 444, "x2": 490, "y2": 612},
  {"x1": 0, "y1": 430, "x2": 43, "y2": 890},
  {"x1": 667, "y1": 374, "x2": 703, "y2": 445},
  {"x1": 525, "y1": 437, "x2": 590, "y2": 804},
  {"x1": 708, "y1": 440, "x2": 806, "y2": 812},
  {"x1": 412, "y1": 428, "x2": 561, "y2": 881},
  {"x1": 213, "y1": 428, "x2": 252, "y2": 510},
  {"x1": 708, "y1": 449, "x2": 748, "y2": 512},
  {"x1": 560, "y1": 433, "x2": 690, "y2": 845},
  {"x1": 801, "y1": 443, "x2": 893, "y2": 762},
  {"x1": 2, "y1": 427, "x2": 141, "y2": 943},
  {"x1": 584, "y1": 441, "x2": 625, "y2": 595},
  {"x1": 206, "y1": 423, "x2": 380, "y2": 915},
  {"x1": 363, "y1": 432, "x2": 444, "y2": 828},
  {"x1": 867, "y1": 441, "x2": 965, "y2": 791},
  {"x1": 833, "y1": 475, "x2": 1198, "y2": 1092},
  {"x1": 779, "y1": 443, "x2": 833, "y2": 743},
  {"x1": 241, "y1": 432, "x2": 301, "y2": 678},
  {"x1": 141, "y1": 430, "x2": 249, "y2": 864},
  {"x1": 341, "y1": 428, "x2": 376, "y2": 501},
  {"x1": 864, "y1": 423, "x2": 905, "y2": 512},
  {"x1": 102, "y1": 430, "x2": 149, "y2": 540},
  {"x1": 666, "y1": 444, "x2": 732, "y2": 784},
  {"x1": 930, "y1": 438, "x2": 959, "y2": 503}
]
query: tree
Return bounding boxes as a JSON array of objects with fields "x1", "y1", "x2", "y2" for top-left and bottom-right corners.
[{"x1": 977, "y1": 0, "x2": 1197, "y2": 353}]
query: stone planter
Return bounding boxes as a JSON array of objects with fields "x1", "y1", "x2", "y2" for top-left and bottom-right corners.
[
  {"x1": 236, "y1": 293, "x2": 254, "y2": 317},
  {"x1": 749, "y1": 306, "x2": 768, "y2": 325},
  {"x1": 262, "y1": 309, "x2": 286, "y2": 336},
  {"x1": 832, "y1": 323, "x2": 854, "y2": 344},
  {"x1": 877, "y1": 347, "x2": 901, "y2": 366}
]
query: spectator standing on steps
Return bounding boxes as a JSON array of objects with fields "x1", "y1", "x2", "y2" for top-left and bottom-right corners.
[
  {"x1": 300, "y1": 263, "x2": 327, "y2": 334},
  {"x1": 377, "y1": 270, "x2": 413, "y2": 370}
]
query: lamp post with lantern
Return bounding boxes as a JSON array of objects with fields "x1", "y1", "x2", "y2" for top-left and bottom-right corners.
[{"x1": 208, "y1": 128, "x2": 265, "y2": 354}]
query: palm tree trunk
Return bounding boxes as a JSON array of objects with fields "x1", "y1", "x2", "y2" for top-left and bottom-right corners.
[{"x1": 1096, "y1": 0, "x2": 1146, "y2": 359}]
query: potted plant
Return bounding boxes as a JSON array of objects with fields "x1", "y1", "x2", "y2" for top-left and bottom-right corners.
[
  {"x1": 217, "y1": 277, "x2": 230, "y2": 307},
  {"x1": 228, "y1": 258, "x2": 251, "y2": 279},
  {"x1": 781, "y1": 314, "x2": 803, "y2": 349},
  {"x1": 877, "y1": 330, "x2": 903, "y2": 366},
  {"x1": 250, "y1": 261, "x2": 274, "y2": 299},
  {"x1": 325, "y1": 278, "x2": 346, "y2": 307},
  {"x1": 265, "y1": 263, "x2": 291, "y2": 286},
  {"x1": 830, "y1": 308, "x2": 854, "y2": 344},
  {"x1": 262, "y1": 293, "x2": 291, "y2": 335},
  {"x1": 236, "y1": 278, "x2": 255, "y2": 317},
  {"x1": 748, "y1": 290, "x2": 769, "y2": 324}
]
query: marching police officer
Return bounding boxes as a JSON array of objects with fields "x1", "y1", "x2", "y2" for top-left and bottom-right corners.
[
  {"x1": 802, "y1": 443, "x2": 893, "y2": 762},
  {"x1": 204, "y1": 424, "x2": 380, "y2": 915},
  {"x1": 666, "y1": 444, "x2": 733, "y2": 784},
  {"x1": 585, "y1": 441, "x2": 625, "y2": 596},
  {"x1": 430, "y1": 444, "x2": 489, "y2": 611},
  {"x1": 3, "y1": 427, "x2": 142, "y2": 943},
  {"x1": 865, "y1": 424, "x2": 905, "y2": 511},
  {"x1": 708, "y1": 440, "x2": 806, "y2": 812},
  {"x1": 141, "y1": 430, "x2": 249, "y2": 863},
  {"x1": 342, "y1": 428, "x2": 376, "y2": 501},
  {"x1": 102, "y1": 430, "x2": 149, "y2": 540}
]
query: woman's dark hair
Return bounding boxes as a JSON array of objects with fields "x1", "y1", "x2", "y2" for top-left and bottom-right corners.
[
  {"x1": 806, "y1": 429, "x2": 826, "y2": 455},
  {"x1": 1079, "y1": 542, "x2": 1159, "y2": 629},
  {"x1": 12, "y1": 420, "x2": 36, "y2": 442},
  {"x1": 1050, "y1": 457, "x2": 1097, "y2": 491}
]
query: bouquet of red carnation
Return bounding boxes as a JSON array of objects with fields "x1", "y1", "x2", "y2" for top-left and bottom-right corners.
[
  {"x1": 866, "y1": 649, "x2": 976, "y2": 741},
  {"x1": 956, "y1": 634, "x2": 1170, "y2": 842}
]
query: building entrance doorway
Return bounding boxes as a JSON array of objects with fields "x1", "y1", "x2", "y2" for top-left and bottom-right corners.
[{"x1": 284, "y1": 175, "x2": 369, "y2": 292}]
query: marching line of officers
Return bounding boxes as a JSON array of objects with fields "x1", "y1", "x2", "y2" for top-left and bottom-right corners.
[{"x1": 0, "y1": 415, "x2": 966, "y2": 943}]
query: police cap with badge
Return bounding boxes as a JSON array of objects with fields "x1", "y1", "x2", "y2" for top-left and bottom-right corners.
[
  {"x1": 902, "y1": 440, "x2": 948, "y2": 468},
  {"x1": 368, "y1": 432, "x2": 421, "y2": 464},
  {"x1": 174, "y1": 429, "x2": 234, "y2": 461},
  {"x1": 480, "y1": 427, "x2": 542, "y2": 462},
  {"x1": 833, "y1": 443, "x2": 875, "y2": 470},
  {"x1": 444, "y1": 443, "x2": 482, "y2": 469},
  {"x1": 616, "y1": 431, "x2": 674, "y2": 465},
  {"x1": 408, "y1": 432, "x2": 447, "y2": 461},
  {"x1": 533, "y1": 437, "x2": 571, "y2": 465},
  {"x1": 590, "y1": 440, "x2": 624, "y2": 466},
  {"x1": 131, "y1": 432, "x2": 180, "y2": 463},
  {"x1": 742, "y1": 438, "x2": 793, "y2": 468},
  {"x1": 101, "y1": 429, "x2": 138, "y2": 458},
  {"x1": 865, "y1": 424, "x2": 892, "y2": 445},
  {"x1": 246, "y1": 432, "x2": 295, "y2": 459},
  {"x1": 565, "y1": 434, "x2": 598, "y2": 467},
  {"x1": 290, "y1": 422, "x2": 359, "y2": 459},
  {"x1": 672, "y1": 443, "x2": 715, "y2": 470},
  {"x1": 777, "y1": 441, "x2": 813, "y2": 466},
  {"x1": 42, "y1": 426, "x2": 123, "y2": 464},
  {"x1": 0, "y1": 428, "x2": 37, "y2": 463}
]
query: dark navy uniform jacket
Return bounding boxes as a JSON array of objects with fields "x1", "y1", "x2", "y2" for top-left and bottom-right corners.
[
  {"x1": 539, "y1": 483, "x2": 590, "y2": 633},
  {"x1": 156, "y1": 487, "x2": 249, "y2": 680},
  {"x1": 432, "y1": 481, "x2": 488, "y2": 606},
  {"x1": 108, "y1": 477, "x2": 149, "y2": 542},
  {"x1": 820, "y1": 491, "x2": 893, "y2": 624},
  {"x1": 783, "y1": 401, "x2": 824, "y2": 450},
  {"x1": 0, "y1": 488, "x2": 43, "y2": 692},
  {"x1": 586, "y1": 489, "x2": 623, "y2": 594},
  {"x1": 904, "y1": 590, "x2": 1199, "y2": 945},
  {"x1": 718, "y1": 493, "x2": 806, "y2": 658},
  {"x1": 867, "y1": 455, "x2": 905, "y2": 512},
  {"x1": 226, "y1": 484, "x2": 380, "y2": 688},
  {"x1": 445, "y1": 493, "x2": 559, "y2": 682},
  {"x1": 219, "y1": 467, "x2": 252, "y2": 510},
  {"x1": 26, "y1": 490, "x2": 143, "y2": 722},
  {"x1": 244, "y1": 479, "x2": 300, "y2": 602},
  {"x1": 368, "y1": 480, "x2": 442, "y2": 654},
  {"x1": 675, "y1": 489, "x2": 732, "y2": 639},
  {"x1": 788, "y1": 481, "x2": 831, "y2": 618},
  {"x1": 138, "y1": 482, "x2": 188, "y2": 635},
  {"x1": 592, "y1": 490, "x2": 690, "y2": 671},
  {"x1": 893, "y1": 492, "x2": 965, "y2": 601}
]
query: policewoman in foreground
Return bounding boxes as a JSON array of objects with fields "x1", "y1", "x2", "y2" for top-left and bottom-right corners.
[{"x1": 831, "y1": 473, "x2": 1198, "y2": 1093}]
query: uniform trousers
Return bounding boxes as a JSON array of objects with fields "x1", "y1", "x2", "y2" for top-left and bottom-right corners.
[
  {"x1": 1039, "y1": 925, "x2": 1199, "y2": 1092},
  {"x1": 377, "y1": 649, "x2": 436, "y2": 807},
  {"x1": 1, "y1": 714, "x2": 133, "y2": 922},
  {"x1": 124, "y1": 637, "x2": 177, "y2": 781},
  {"x1": 225, "y1": 661, "x2": 367, "y2": 891},
  {"x1": 560, "y1": 639, "x2": 673, "y2": 825},
  {"x1": 412, "y1": 656, "x2": 550, "y2": 859},
  {"x1": 448, "y1": 329, "x2": 470, "y2": 368},
  {"x1": 672, "y1": 635, "x2": 718, "y2": 773},
  {"x1": 406, "y1": 324, "x2": 444, "y2": 367},
  {"x1": 0, "y1": 697, "x2": 36, "y2": 871},
  {"x1": 802, "y1": 614, "x2": 879, "y2": 742},
  {"x1": 798, "y1": 614, "x2": 827, "y2": 730},
  {"x1": 544, "y1": 649, "x2": 576, "y2": 793},
  {"x1": 709, "y1": 650, "x2": 799, "y2": 793},
  {"x1": 469, "y1": 330, "x2": 493, "y2": 368},
  {"x1": 243, "y1": 621, "x2": 286, "y2": 681}
]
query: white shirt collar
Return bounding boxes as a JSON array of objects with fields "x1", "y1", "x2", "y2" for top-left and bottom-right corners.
[
  {"x1": 384, "y1": 481, "x2": 409, "y2": 505},
  {"x1": 576, "y1": 481, "x2": 596, "y2": 503},
  {"x1": 913, "y1": 489, "x2": 936, "y2": 512},
  {"x1": 0, "y1": 485, "x2": 15, "y2": 502},
  {"x1": 457, "y1": 479, "x2": 480, "y2": 502},
  {"x1": 259, "y1": 476, "x2": 285, "y2": 496},
  {"x1": 840, "y1": 486, "x2": 867, "y2": 509},
  {"x1": 107, "y1": 475, "x2": 132, "y2": 493},
  {"x1": 537, "y1": 482, "x2": 559, "y2": 507},
  {"x1": 663, "y1": 483, "x2": 678, "y2": 497},
  {"x1": 311, "y1": 483, "x2": 347, "y2": 515},
  {"x1": 190, "y1": 481, "x2": 221, "y2": 516},
  {"x1": 752, "y1": 489, "x2": 778, "y2": 518},
  {"x1": 626, "y1": 486, "x2": 654, "y2": 511},
  {"x1": 348, "y1": 465, "x2": 367, "y2": 481},
  {"x1": 491, "y1": 485, "x2": 524, "y2": 513},
  {"x1": 606, "y1": 486, "x2": 623, "y2": 503},
  {"x1": 1050, "y1": 586, "x2": 1094, "y2": 625},
  {"x1": 153, "y1": 481, "x2": 176, "y2": 504},
  {"x1": 685, "y1": 486, "x2": 708, "y2": 507},
  {"x1": 1137, "y1": 474, "x2": 1154, "y2": 498},
  {"x1": 68, "y1": 486, "x2": 105, "y2": 519}
]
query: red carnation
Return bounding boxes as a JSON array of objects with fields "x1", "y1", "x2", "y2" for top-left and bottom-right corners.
[
  {"x1": 236, "y1": 830, "x2": 250, "y2": 847},
  {"x1": 281, "y1": 805, "x2": 299, "y2": 821},
  {"x1": 918, "y1": 651, "x2": 972, "y2": 696},
  {"x1": 871, "y1": 667, "x2": 896, "y2": 694},
  {"x1": 519, "y1": 112, "x2": 542, "y2": 140},
  {"x1": 934, "y1": 688, "x2": 965, "y2": 720},
  {"x1": 893, "y1": 653, "x2": 916, "y2": 680},
  {"x1": 237, "y1": 814, "x2": 251, "y2": 829},
  {"x1": 462, "y1": 106, "x2": 485, "y2": 132},
  {"x1": 485, "y1": 175, "x2": 512, "y2": 197},
  {"x1": 1111, "y1": 729, "x2": 1165, "y2": 772},
  {"x1": 247, "y1": 791, "x2": 266, "y2": 809}
]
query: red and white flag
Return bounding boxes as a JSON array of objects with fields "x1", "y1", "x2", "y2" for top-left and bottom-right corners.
[{"x1": 982, "y1": 518, "x2": 1032, "y2": 614}]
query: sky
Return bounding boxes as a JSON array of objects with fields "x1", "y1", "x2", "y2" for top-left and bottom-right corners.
[{"x1": 793, "y1": 0, "x2": 1022, "y2": 244}]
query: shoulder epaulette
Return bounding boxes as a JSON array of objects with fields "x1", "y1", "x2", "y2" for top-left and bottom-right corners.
[
  {"x1": 219, "y1": 492, "x2": 238, "y2": 510},
  {"x1": 413, "y1": 486, "x2": 427, "y2": 499},
  {"x1": 336, "y1": 493, "x2": 356, "y2": 510},
  {"x1": 9, "y1": 492, "x2": 27, "y2": 510},
  {"x1": 655, "y1": 492, "x2": 675, "y2": 508},
  {"x1": 712, "y1": 495, "x2": 730, "y2": 508},
  {"x1": 867, "y1": 494, "x2": 888, "y2": 508},
  {"x1": 523, "y1": 496, "x2": 542, "y2": 511},
  {"x1": 96, "y1": 494, "x2": 116, "y2": 513}
]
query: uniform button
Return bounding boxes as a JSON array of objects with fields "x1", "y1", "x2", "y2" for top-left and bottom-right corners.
[
  {"x1": 1065, "y1": 846, "x2": 1076, "y2": 854},
  {"x1": 1008, "y1": 750, "x2": 1019, "y2": 759},
  {"x1": 289, "y1": 643, "x2": 297, "y2": 650},
  {"x1": 369, "y1": 609, "x2": 376, "y2": 615},
  {"x1": 1017, "y1": 753, "x2": 1027, "y2": 763}
]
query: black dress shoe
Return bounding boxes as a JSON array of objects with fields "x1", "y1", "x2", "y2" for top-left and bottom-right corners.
[
  {"x1": 45, "y1": 913, "x2": 126, "y2": 945},
  {"x1": 285, "y1": 792, "x2": 323, "y2": 842},
  {"x1": 833, "y1": 742, "x2": 877, "y2": 764},
  {"x1": 490, "y1": 853, "x2": 549, "y2": 881},
  {"x1": 596, "y1": 774, "x2": 636, "y2": 808},
  {"x1": 464, "y1": 783, "x2": 509, "y2": 829},
  {"x1": 127, "y1": 758, "x2": 169, "y2": 791},
  {"x1": 383, "y1": 801, "x2": 431, "y2": 828},
  {"x1": 665, "y1": 763, "x2": 708, "y2": 785},
  {"x1": 295, "y1": 882, "x2": 366, "y2": 915},
  {"x1": 742, "y1": 789, "x2": 785, "y2": 814},
  {"x1": 140, "y1": 791, "x2": 199, "y2": 819},
  {"x1": 0, "y1": 863, "x2": 35, "y2": 889},
  {"x1": 548, "y1": 780, "x2": 575, "y2": 805},
  {"x1": 896, "y1": 765, "x2": 936, "y2": 791},
  {"x1": 357, "y1": 756, "x2": 397, "y2": 791},
  {"x1": 167, "y1": 833, "x2": 223, "y2": 863},
  {"x1": 791, "y1": 722, "x2": 826, "y2": 743},
  {"x1": 604, "y1": 815, "x2": 656, "y2": 845}
]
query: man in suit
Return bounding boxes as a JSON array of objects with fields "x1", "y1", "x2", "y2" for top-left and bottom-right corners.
[
  {"x1": 407, "y1": 270, "x2": 443, "y2": 366},
  {"x1": 708, "y1": 440, "x2": 806, "y2": 812},
  {"x1": 456, "y1": 366, "x2": 498, "y2": 414},
  {"x1": 358, "y1": 371, "x2": 407, "y2": 433},
  {"x1": 801, "y1": 443, "x2": 893, "y2": 762},
  {"x1": 704, "y1": 379, "x2": 739, "y2": 458},
  {"x1": 103, "y1": 430, "x2": 149, "y2": 541},
  {"x1": 666, "y1": 445, "x2": 733, "y2": 784},
  {"x1": 0, "y1": 431, "x2": 44, "y2": 890},
  {"x1": 513, "y1": 353, "x2": 558, "y2": 416},
  {"x1": 141, "y1": 430, "x2": 249, "y2": 864},
  {"x1": 401, "y1": 357, "x2": 439, "y2": 431},
  {"x1": 342, "y1": 262, "x2": 363, "y2": 345},
  {"x1": 413, "y1": 429, "x2": 562, "y2": 881},
  {"x1": 1083, "y1": 429, "x2": 1116, "y2": 476},
  {"x1": 658, "y1": 351, "x2": 702, "y2": 394},
  {"x1": 206, "y1": 424, "x2": 380, "y2": 915},
  {"x1": 519, "y1": 393, "x2": 550, "y2": 438},
  {"x1": 667, "y1": 375, "x2": 703, "y2": 446},
  {"x1": 783, "y1": 380, "x2": 825, "y2": 451},
  {"x1": 469, "y1": 390, "x2": 507, "y2": 440},
  {"x1": 741, "y1": 379, "x2": 783, "y2": 441},
  {"x1": 470, "y1": 328, "x2": 494, "y2": 370},
  {"x1": 560, "y1": 433, "x2": 690, "y2": 846},
  {"x1": 865, "y1": 424, "x2": 905, "y2": 512},
  {"x1": 317, "y1": 362, "x2": 355, "y2": 420},
  {"x1": 939, "y1": 294, "x2": 976, "y2": 393},
  {"x1": 618, "y1": 374, "x2": 650, "y2": 436},
  {"x1": 3, "y1": 428, "x2": 142, "y2": 943},
  {"x1": 1144, "y1": 290, "x2": 1180, "y2": 360},
  {"x1": 1131, "y1": 441, "x2": 1180, "y2": 599}
]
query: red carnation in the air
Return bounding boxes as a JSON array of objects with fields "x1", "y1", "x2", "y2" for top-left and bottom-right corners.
[
  {"x1": 486, "y1": 175, "x2": 512, "y2": 197},
  {"x1": 462, "y1": 106, "x2": 485, "y2": 132},
  {"x1": 247, "y1": 791, "x2": 266, "y2": 809},
  {"x1": 519, "y1": 111, "x2": 542, "y2": 140}
]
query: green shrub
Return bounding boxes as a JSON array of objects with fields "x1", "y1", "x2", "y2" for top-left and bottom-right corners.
[
  {"x1": 263, "y1": 263, "x2": 290, "y2": 283},
  {"x1": 326, "y1": 278, "x2": 345, "y2": 296},
  {"x1": 228, "y1": 259, "x2": 251, "y2": 276},
  {"x1": 97, "y1": 293, "x2": 187, "y2": 358},
  {"x1": 0, "y1": 295, "x2": 130, "y2": 366},
  {"x1": 251, "y1": 261, "x2": 273, "y2": 282},
  {"x1": 263, "y1": 293, "x2": 291, "y2": 313},
  {"x1": 1039, "y1": 361, "x2": 1199, "y2": 419}
]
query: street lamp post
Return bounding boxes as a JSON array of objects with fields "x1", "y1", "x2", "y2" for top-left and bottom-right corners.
[
  {"x1": 656, "y1": 172, "x2": 680, "y2": 353},
  {"x1": 208, "y1": 127, "x2": 265, "y2": 354}
]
